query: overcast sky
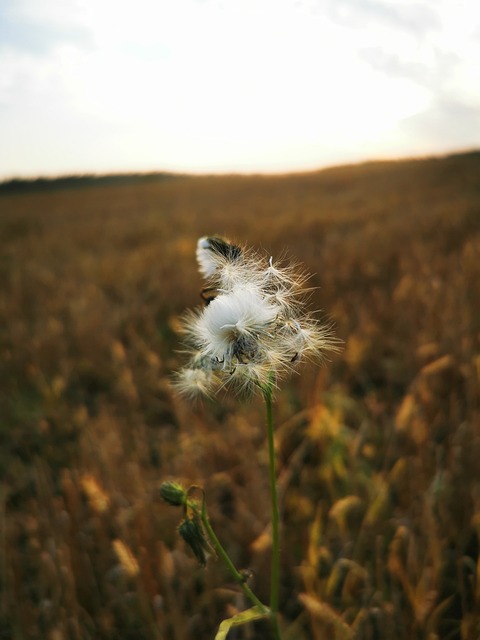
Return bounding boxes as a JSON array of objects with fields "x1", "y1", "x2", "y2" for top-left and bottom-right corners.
[{"x1": 1, "y1": 0, "x2": 479, "y2": 178}]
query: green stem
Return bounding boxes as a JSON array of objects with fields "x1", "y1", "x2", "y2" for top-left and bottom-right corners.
[
  {"x1": 263, "y1": 380, "x2": 282, "y2": 640},
  {"x1": 195, "y1": 500, "x2": 269, "y2": 615}
]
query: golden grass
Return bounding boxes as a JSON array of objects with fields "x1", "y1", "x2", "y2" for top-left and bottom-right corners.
[{"x1": 1, "y1": 151, "x2": 479, "y2": 639}]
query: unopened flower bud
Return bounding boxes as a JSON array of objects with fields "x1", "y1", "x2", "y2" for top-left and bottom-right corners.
[
  {"x1": 178, "y1": 517, "x2": 210, "y2": 566},
  {"x1": 160, "y1": 481, "x2": 187, "y2": 507}
]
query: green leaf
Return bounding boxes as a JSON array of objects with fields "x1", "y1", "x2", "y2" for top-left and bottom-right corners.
[{"x1": 214, "y1": 606, "x2": 270, "y2": 640}]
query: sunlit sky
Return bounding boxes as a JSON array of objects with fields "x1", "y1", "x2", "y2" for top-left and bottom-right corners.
[{"x1": 1, "y1": 0, "x2": 480, "y2": 179}]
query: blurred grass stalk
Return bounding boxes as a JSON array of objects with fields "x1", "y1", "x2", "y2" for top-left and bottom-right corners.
[{"x1": 263, "y1": 377, "x2": 282, "y2": 640}]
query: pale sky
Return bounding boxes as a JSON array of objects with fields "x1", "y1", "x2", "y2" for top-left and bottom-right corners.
[{"x1": 1, "y1": 0, "x2": 479, "y2": 178}]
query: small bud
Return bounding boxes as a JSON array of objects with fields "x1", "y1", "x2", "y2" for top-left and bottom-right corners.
[
  {"x1": 178, "y1": 517, "x2": 210, "y2": 566},
  {"x1": 240, "y1": 568, "x2": 254, "y2": 583},
  {"x1": 160, "y1": 481, "x2": 187, "y2": 507}
]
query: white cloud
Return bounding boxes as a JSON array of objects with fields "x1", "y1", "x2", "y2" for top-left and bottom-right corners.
[{"x1": 0, "y1": 0, "x2": 479, "y2": 177}]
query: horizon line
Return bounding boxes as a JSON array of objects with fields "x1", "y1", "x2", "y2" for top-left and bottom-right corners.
[{"x1": 1, "y1": 146, "x2": 479, "y2": 186}]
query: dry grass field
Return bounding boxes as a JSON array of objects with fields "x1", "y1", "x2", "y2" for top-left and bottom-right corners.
[{"x1": 1, "y1": 151, "x2": 479, "y2": 639}]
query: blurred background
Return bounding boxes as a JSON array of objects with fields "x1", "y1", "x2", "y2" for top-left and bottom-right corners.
[{"x1": 1, "y1": 2, "x2": 480, "y2": 639}]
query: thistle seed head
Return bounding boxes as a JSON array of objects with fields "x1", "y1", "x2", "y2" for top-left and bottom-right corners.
[{"x1": 174, "y1": 236, "x2": 338, "y2": 397}]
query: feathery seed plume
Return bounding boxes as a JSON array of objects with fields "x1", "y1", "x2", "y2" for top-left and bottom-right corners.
[{"x1": 174, "y1": 236, "x2": 338, "y2": 397}]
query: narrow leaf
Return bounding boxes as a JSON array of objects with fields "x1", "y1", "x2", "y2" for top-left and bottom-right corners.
[{"x1": 214, "y1": 606, "x2": 270, "y2": 640}]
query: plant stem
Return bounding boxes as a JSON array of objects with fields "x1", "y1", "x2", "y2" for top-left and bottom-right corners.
[
  {"x1": 196, "y1": 500, "x2": 269, "y2": 615},
  {"x1": 263, "y1": 381, "x2": 282, "y2": 640}
]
